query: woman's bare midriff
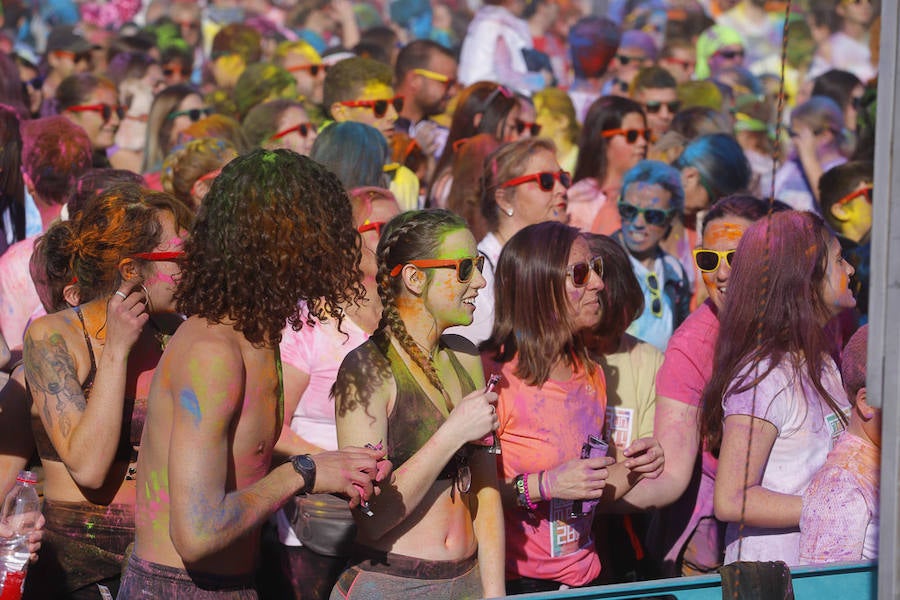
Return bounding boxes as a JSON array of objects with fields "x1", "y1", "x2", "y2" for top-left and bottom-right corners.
[{"x1": 359, "y1": 479, "x2": 478, "y2": 561}]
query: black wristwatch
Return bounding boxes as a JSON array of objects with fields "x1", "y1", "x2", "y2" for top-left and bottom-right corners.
[{"x1": 290, "y1": 454, "x2": 317, "y2": 495}]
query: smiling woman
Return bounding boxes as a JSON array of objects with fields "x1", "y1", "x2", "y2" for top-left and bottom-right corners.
[{"x1": 332, "y1": 209, "x2": 504, "y2": 599}]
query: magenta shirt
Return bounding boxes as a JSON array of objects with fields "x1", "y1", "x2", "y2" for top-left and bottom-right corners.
[{"x1": 655, "y1": 299, "x2": 720, "y2": 479}]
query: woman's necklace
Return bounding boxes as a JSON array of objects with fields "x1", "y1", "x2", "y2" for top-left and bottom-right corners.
[{"x1": 146, "y1": 316, "x2": 172, "y2": 351}]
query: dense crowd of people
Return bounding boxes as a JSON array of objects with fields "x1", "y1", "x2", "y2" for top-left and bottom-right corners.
[{"x1": 0, "y1": 0, "x2": 881, "y2": 598}]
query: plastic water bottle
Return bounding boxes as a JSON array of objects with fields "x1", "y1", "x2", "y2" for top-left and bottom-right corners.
[{"x1": 0, "y1": 471, "x2": 41, "y2": 600}]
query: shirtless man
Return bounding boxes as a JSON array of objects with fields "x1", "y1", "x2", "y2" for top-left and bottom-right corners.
[{"x1": 119, "y1": 149, "x2": 391, "y2": 598}]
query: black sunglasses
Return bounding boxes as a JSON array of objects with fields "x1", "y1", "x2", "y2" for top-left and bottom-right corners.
[
  {"x1": 167, "y1": 107, "x2": 213, "y2": 122},
  {"x1": 616, "y1": 54, "x2": 646, "y2": 66},
  {"x1": 617, "y1": 201, "x2": 672, "y2": 226},
  {"x1": 162, "y1": 66, "x2": 187, "y2": 78},
  {"x1": 514, "y1": 119, "x2": 542, "y2": 136},
  {"x1": 567, "y1": 256, "x2": 603, "y2": 287},
  {"x1": 644, "y1": 100, "x2": 681, "y2": 114},
  {"x1": 715, "y1": 48, "x2": 745, "y2": 60},
  {"x1": 22, "y1": 76, "x2": 43, "y2": 91}
]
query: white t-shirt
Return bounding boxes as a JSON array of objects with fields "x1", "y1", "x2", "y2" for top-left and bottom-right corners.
[{"x1": 722, "y1": 355, "x2": 850, "y2": 566}]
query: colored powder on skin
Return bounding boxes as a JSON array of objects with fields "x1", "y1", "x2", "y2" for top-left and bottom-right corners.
[
  {"x1": 144, "y1": 272, "x2": 177, "y2": 286},
  {"x1": 705, "y1": 223, "x2": 745, "y2": 244},
  {"x1": 179, "y1": 389, "x2": 202, "y2": 427}
]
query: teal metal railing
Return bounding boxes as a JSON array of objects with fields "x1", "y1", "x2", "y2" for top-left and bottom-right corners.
[{"x1": 507, "y1": 561, "x2": 876, "y2": 600}]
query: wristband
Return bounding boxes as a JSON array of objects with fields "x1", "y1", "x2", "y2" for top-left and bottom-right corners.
[
  {"x1": 538, "y1": 470, "x2": 548, "y2": 501},
  {"x1": 522, "y1": 473, "x2": 538, "y2": 511},
  {"x1": 514, "y1": 474, "x2": 529, "y2": 510}
]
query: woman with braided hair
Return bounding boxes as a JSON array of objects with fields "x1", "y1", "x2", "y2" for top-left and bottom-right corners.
[{"x1": 332, "y1": 209, "x2": 505, "y2": 599}]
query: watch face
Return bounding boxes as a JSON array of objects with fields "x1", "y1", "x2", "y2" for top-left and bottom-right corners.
[{"x1": 297, "y1": 455, "x2": 315, "y2": 470}]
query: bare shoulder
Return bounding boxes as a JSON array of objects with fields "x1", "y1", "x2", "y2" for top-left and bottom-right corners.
[
  {"x1": 333, "y1": 338, "x2": 395, "y2": 418},
  {"x1": 163, "y1": 318, "x2": 245, "y2": 406},
  {"x1": 23, "y1": 310, "x2": 88, "y2": 381}
]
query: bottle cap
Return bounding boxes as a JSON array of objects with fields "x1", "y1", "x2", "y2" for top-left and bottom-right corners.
[{"x1": 16, "y1": 471, "x2": 38, "y2": 485}]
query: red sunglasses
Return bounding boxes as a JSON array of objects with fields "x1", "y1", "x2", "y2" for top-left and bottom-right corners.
[
  {"x1": 339, "y1": 96, "x2": 404, "y2": 118},
  {"x1": 835, "y1": 184, "x2": 873, "y2": 207},
  {"x1": 66, "y1": 103, "x2": 125, "y2": 122},
  {"x1": 132, "y1": 251, "x2": 185, "y2": 261},
  {"x1": 501, "y1": 170, "x2": 571, "y2": 191},
  {"x1": 270, "y1": 122, "x2": 316, "y2": 140},
  {"x1": 287, "y1": 63, "x2": 328, "y2": 76},
  {"x1": 357, "y1": 220, "x2": 386, "y2": 237}
]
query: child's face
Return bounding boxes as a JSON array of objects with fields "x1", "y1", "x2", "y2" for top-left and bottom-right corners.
[{"x1": 830, "y1": 181, "x2": 873, "y2": 244}]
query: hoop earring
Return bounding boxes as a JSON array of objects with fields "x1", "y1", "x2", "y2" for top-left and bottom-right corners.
[{"x1": 140, "y1": 283, "x2": 154, "y2": 314}]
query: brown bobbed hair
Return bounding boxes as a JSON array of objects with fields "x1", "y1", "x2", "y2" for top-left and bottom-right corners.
[
  {"x1": 699, "y1": 210, "x2": 849, "y2": 456},
  {"x1": 585, "y1": 233, "x2": 644, "y2": 343},
  {"x1": 176, "y1": 149, "x2": 364, "y2": 347},
  {"x1": 483, "y1": 221, "x2": 596, "y2": 386},
  {"x1": 480, "y1": 137, "x2": 558, "y2": 233},
  {"x1": 21, "y1": 116, "x2": 92, "y2": 206}
]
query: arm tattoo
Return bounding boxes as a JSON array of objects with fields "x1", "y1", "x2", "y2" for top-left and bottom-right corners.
[{"x1": 24, "y1": 333, "x2": 87, "y2": 437}]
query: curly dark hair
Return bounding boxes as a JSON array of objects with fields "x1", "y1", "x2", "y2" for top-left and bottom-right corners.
[{"x1": 176, "y1": 148, "x2": 365, "y2": 347}]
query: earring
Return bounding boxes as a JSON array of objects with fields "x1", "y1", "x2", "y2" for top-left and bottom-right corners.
[
  {"x1": 140, "y1": 283, "x2": 154, "y2": 314},
  {"x1": 505, "y1": 208, "x2": 514, "y2": 217}
]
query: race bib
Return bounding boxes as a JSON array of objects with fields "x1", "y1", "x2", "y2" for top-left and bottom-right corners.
[{"x1": 548, "y1": 498, "x2": 592, "y2": 558}]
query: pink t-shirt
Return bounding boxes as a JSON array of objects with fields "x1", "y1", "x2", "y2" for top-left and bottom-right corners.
[
  {"x1": 0, "y1": 236, "x2": 39, "y2": 350},
  {"x1": 279, "y1": 315, "x2": 369, "y2": 451},
  {"x1": 485, "y1": 355, "x2": 607, "y2": 586},
  {"x1": 655, "y1": 298, "x2": 719, "y2": 479},
  {"x1": 276, "y1": 314, "x2": 369, "y2": 547}
]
